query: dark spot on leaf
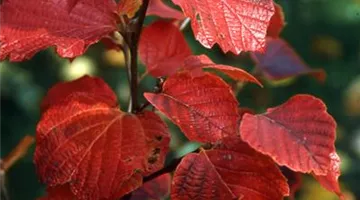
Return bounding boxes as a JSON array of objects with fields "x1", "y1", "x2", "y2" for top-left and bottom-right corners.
[
  {"x1": 155, "y1": 135, "x2": 163, "y2": 141},
  {"x1": 148, "y1": 148, "x2": 161, "y2": 164}
]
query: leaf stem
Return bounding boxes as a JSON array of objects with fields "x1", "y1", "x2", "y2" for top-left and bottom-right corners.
[{"x1": 124, "y1": 0, "x2": 150, "y2": 113}]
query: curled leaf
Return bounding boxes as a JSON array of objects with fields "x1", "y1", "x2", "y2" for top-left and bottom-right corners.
[
  {"x1": 267, "y1": 3, "x2": 285, "y2": 38},
  {"x1": 183, "y1": 54, "x2": 262, "y2": 86}
]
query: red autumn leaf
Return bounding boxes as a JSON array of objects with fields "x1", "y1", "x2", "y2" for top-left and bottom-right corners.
[
  {"x1": 172, "y1": 0, "x2": 275, "y2": 54},
  {"x1": 139, "y1": 20, "x2": 192, "y2": 77},
  {"x1": 137, "y1": 111, "x2": 171, "y2": 175},
  {"x1": 280, "y1": 167, "x2": 302, "y2": 200},
  {"x1": 118, "y1": 0, "x2": 142, "y2": 18},
  {"x1": 313, "y1": 151, "x2": 344, "y2": 199},
  {"x1": 38, "y1": 184, "x2": 77, "y2": 200},
  {"x1": 40, "y1": 75, "x2": 118, "y2": 112},
  {"x1": 147, "y1": 0, "x2": 184, "y2": 19},
  {"x1": 34, "y1": 76, "x2": 170, "y2": 200},
  {"x1": 240, "y1": 94, "x2": 337, "y2": 175},
  {"x1": 171, "y1": 137, "x2": 289, "y2": 200},
  {"x1": 0, "y1": 0, "x2": 118, "y2": 61},
  {"x1": 183, "y1": 54, "x2": 262, "y2": 86},
  {"x1": 144, "y1": 72, "x2": 239, "y2": 143},
  {"x1": 250, "y1": 38, "x2": 326, "y2": 81},
  {"x1": 131, "y1": 173, "x2": 171, "y2": 200},
  {"x1": 267, "y1": 3, "x2": 285, "y2": 38}
]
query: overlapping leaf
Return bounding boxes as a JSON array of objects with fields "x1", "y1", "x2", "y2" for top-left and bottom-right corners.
[
  {"x1": 172, "y1": 0, "x2": 275, "y2": 54},
  {"x1": 171, "y1": 137, "x2": 289, "y2": 200},
  {"x1": 0, "y1": 0, "x2": 118, "y2": 61},
  {"x1": 144, "y1": 72, "x2": 239, "y2": 143},
  {"x1": 267, "y1": 3, "x2": 285, "y2": 38},
  {"x1": 34, "y1": 76, "x2": 170, "y2": 200},
  {"x1": 250, "y1": 38, "x2": 326, "y2": 81},
  {"x1": 183, "y1": 54, "x2": 262, "y2": 86},
  {"x1": 240, "y1": 94, "x2": 337, "y2": 175},
  {"x1": 118, "y1": 0, "x2": 142, "y2": 18},
  {"x1": 131, "y1": 173, "x2": 171, "y2": 200},
  {"x1": 139, "y1": 21, "x2": 192, "y2": 77},
  {"x1": 147, "y1": 0, "x2": 184, "y2": 19},
  {"x1": 313, "y1": 152, "x2": 344, "y2": 199}
]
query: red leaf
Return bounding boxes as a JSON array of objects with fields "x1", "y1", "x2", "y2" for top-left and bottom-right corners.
[
  {"x1": 240, "y1": 94, "x2": 337, "y2": 175},
  {"x1": 67, "y1": 0, "x2": 81, "y2": 12},
  {"x1": 131, "y1": 173, "x2": 171, "y2": 200},
  {"x1": 172, "y1": 0, "x2": 275, "y2": 54},
  {"x1": 34, "y1": 76, "x2": 170, "y2": 200},
  {"x1": 183, "y1": 54, "x2": 262, "y2": 86},
  {"x1": 144, "y1": 72, "x2": 239, "y2": 143},
  {"x1": 137, "y1": 111, "x2": 171, "y2": 175},
  {"x1": 267, "y1": 3, "x2": 285, "y2": 38},
  {"x1": 40, "y1": 75, "x2": 118, "y2": 112},
  {"x1": 38, "y1": 184, "x2": 76, "y2": 200},
  {"x1": 139, "y1": 20, "x2": 192, "y2": 77},
  {"x1": 250, "y1": 38, "x2": 326, "y2": 81},
  {"x1": 0, "y1": 0, "x2": 117, "y2": 61},
  {"x1": 313, "y1": 151, "x2": 344, "y2": 199},
  {"x1": 118, "y1": 0, "x2": 142, "y2": 18},
  {"x1": 147, "y1": 0, "x2": 184, "y2": 19},
  {"x1": 171, "y1": 137, "x2": 289, "y2": 200}
]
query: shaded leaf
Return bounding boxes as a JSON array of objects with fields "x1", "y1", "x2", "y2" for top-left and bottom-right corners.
[
  {"x1": 280, "y1": 167, "x2": 302, "y2": 200},
  {"x1": 144, "y1": 72, "x2": 239, "y2": 143},
  {"x1": 131, "y1": 173, "x2": 171, "y2": 200},
  {"x1": 240, "y1": 94, "x2": 337, "y2": 175},
  {"x1": 38, "y1": 184, "x2": 77, "y2": 200},
  {"x1": 34, "y1": 76, "x2": 170, "y2": 200},
  {"x1": 313, "y1": 152, "x2": 344, "y2": 199},
  {"x1": 118, "y1": 0, "x2": 142, "y2": 18},
  {"x1": 147, "y1": 0, "x2": 184, "y2": 19},
  {"x1": 0, "y1": 0, "x2": 117, "y2": 61},
  {"x1": 171, "y1": 137, "x2": 289, "y2": 200},
  {"x1": 183, "y1": 54, "x2": 262, "y2": 86},
  {"x1": 139, "y1": 21, "x2": 192, "y2": 77},
  {"x1": 267, "y1": 3, "x2": 285, "y2": 38},
  {"x1": 250, "y1": 38, "x2": 326, "y2": 81},
  {"x1": 172, "y1": 0, "x2": 275, "y2": 54}
]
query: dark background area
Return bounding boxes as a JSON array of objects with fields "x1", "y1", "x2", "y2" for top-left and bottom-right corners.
[{"x1": 1, "y1": 0, "x2": 360, "y2": 199}]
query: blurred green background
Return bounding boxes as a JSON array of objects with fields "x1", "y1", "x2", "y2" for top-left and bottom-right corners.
[{"x1": 1, "y1": 0, "x2": 360, "y2": 199}]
